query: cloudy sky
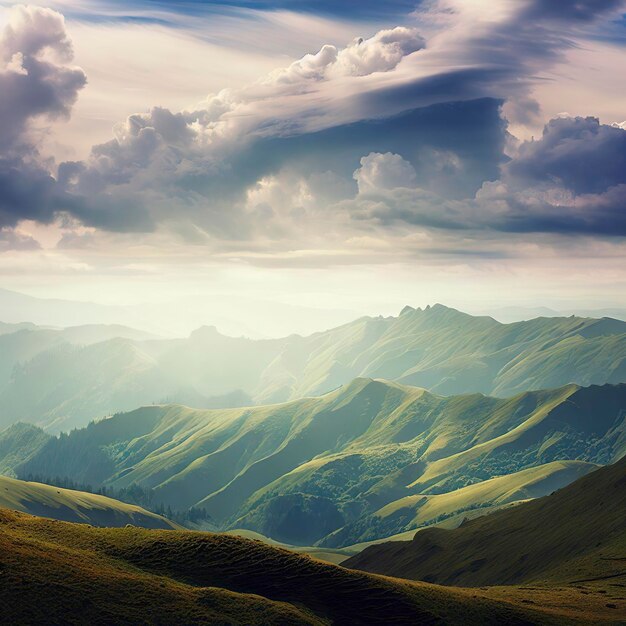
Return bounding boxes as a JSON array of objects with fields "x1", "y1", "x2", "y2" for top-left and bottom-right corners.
[{"x1": 0, "y1": 0, "x2": 625, "y2": 331}]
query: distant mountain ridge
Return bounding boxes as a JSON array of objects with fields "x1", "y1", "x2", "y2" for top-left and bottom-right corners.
[
  {"x1": 0, "y1": 303, "x2": 624, "y2": 432},
  {"x1": 0, "y1": 287, "x2": 360, "y2": 339},
  {"x1": 483, "y1": 305, "x2": 626, "y2": 323},
  {"x1": 12, "y1": 379, "x2": 626, "y2": 547}
]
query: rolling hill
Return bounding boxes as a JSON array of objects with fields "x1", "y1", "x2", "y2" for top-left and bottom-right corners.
[
  {"x1": 0, "y1": 474, "x2": 178, "y2": 529},
  {"x1": 0, "y1": 507, "x2": 600, "y2": 625},
  {"x1": 0, "y1": 422, "x2": 50, "y2": 476},
  {"x1": 13, "y1": 379, "x2": 626, "y2": 547},
  {"x1": 345, "y1": 453, "x2": 626, "y2": 589},
  {"x1": 320, "y1": 460, "x2": 598, "y2": 547},
  {"x1": 0, "y1": 304, "x2": 624, "y2": 432}
]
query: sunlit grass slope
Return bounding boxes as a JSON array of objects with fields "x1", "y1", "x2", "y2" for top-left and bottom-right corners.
[
  {"x1": 0, "y1": 474, "x2": 178, "y2": 529},
  {"x1": 0, "y1": 508, "x2": 579, "y2": 625}
]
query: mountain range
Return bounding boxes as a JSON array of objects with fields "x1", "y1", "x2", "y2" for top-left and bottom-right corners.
[
  {"x1": 0, "y1": 304, "x2": 624, "y2": 432},
  {"x1": 8, "y1": 378, "x2": 625, "y2": 547},
  {"x1": 0, "y1": 302, "x2": 624, "y2": 623}
]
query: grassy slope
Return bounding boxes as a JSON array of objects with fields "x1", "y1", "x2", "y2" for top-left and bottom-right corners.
[
  {"x1": 0, "y1": 508, "x2": 581, "y2": 625},
  {"x1": 0, "y1": 474, "x2": 179, "y2": 529},
  {"x1": 378, "y1": 460, "x2": 596, "y2": 522},
  {"x1": 346, "y1": 455, "x2": 626, "y2": 590},
  {"x1": 16, "y1": 380, "x2": 626, "y2": 547},
  {"x1": 0, "y1": 422, "x2": 50, "y2": 476},
  {"x1": 224, "y1": 528, "x2": 357, "y2": 565},
  {"x1": 321, "y1": 460, "x2": 598, "y2": 547},
  {"x1": 0, "y1": 305, "x2": 624, "y2": 432}
]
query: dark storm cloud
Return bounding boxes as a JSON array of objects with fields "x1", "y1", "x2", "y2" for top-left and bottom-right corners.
[
  {"x1": 0, "y1": 157, "x2": 63, "y2": 226},
  {"x1": 505, "y1": 117, "x2": 626, "y2": 194},
  {"x1": 494, "y1": 184, "x2": 626, "y2": 236},
  {"x1": 0, "y1": 6, "x2": 86, "y2": 236},
  {"x1": 354, "y1": 117, "x2": 626, "y2": 237},
  {"x1": 0, "y1": 6, "x2": 86, "y2": 152},
  {"x1": 0, "y1": 157, "x2": 153, "y2": 232}
]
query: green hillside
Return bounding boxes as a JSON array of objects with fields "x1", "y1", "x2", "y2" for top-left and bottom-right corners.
[
  {"x1": 0, "y1": 422, "x2": 51, "y2": 476},
  {"x1": 346, "y1": 453, "x2": 626, "y2": 590},
  {"x1": 0, "y1": 305, "x2": 624, "y2": 432},
  {"x1": 0, "y1": 507, "x2": 596, "y2": 625},
  {"x1": 321, "y1": 460, "x2": 597, "y2": 547},
  {"x1": 0, "y1": 474, "x2": 178, "y2": 529},
  {"x1": 14, "y1": 379, "x2": 626, "y2": 547}
]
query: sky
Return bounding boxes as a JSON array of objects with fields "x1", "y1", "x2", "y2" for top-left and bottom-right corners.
[{"x1": 0, "y1": 0, "x2": 625, "y2": 334}]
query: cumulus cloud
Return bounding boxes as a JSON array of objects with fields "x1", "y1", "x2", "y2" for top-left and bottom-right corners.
[
  {"x1": 0, "y1": 5, "x2": 86, "y2": 152},
  {"x1": 57, "y1": 97, "x2": 506, "y2": 237},
  {"x1": 331, "y1": 28, "x2": 425, "y2": 77},
  {"x1": 354, "y1": 152, "x2": 417, "y2": 193},
  {"x1": 0, "y1": 5, "x2": 86, "y2": 233},
  {"x1": 263, "y1": 26, "x2": 424, "y2": 87},
  {"x1": 0, "y1": 0, "x2": 624, "y2": 264},
  {"x1": 351, "y1": 116, "x2": 626, "y2": 237},
  {"x1": 505, "y1": 116, "x2": 626, "y2": 194}
]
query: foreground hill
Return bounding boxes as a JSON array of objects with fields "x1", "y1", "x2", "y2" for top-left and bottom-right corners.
[
  {"x1": 346, "y1": 453, "x2": 626, "y2": 589},
  {"x1": 0, "y1": 474, "x2": 178, "y2": 529},
  {"x1": 1, "y1": 304, "x2": 625, "y2": 431},
  {"x1": 0, "y1": 508, "x2": 596, "y2": 625},
  {"x1": 15, "y1": 379, "x2": 626, "y2": 546}
]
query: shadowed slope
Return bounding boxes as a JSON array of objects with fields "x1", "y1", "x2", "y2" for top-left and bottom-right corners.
[
  {"x1": 0, "y1": 509, "x2": 572, "y2": 625},
  {"x1": 346, "y1": 455, "x2": 626, "y2": 588},
  {"x1": 0, "y1": 510, "x2": 318, "y2": 626}
]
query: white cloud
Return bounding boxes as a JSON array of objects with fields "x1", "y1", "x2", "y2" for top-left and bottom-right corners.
[
  {"x1": 354, "y1": 152, "x2": 417, "y2": 193},
  {"x1": 330, "y1": 27, "x2": 425, "y2": 77},
  {"x1": 266, "y1": 26, "x2": 425, "y2": 87}
]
